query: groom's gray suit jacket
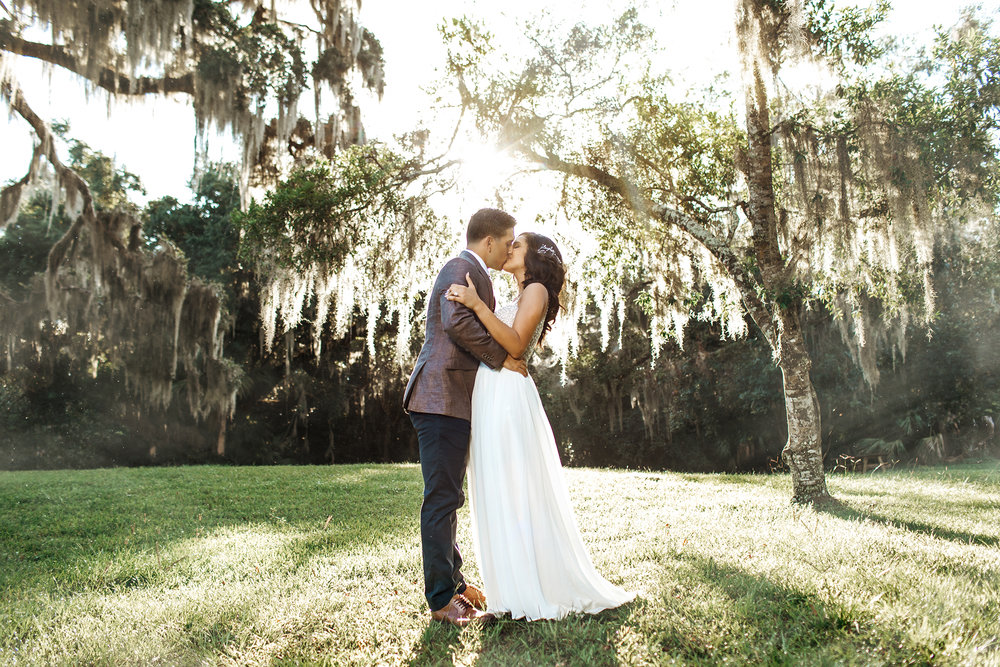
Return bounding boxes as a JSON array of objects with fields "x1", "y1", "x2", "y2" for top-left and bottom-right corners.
[{"x1": 403, "y1": 250, "x2": 506, "y2": 421}]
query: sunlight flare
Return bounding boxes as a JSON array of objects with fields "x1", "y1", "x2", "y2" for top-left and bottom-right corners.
[{"x1": 452, "y1": 136, "x2": 522, "y2": 204}]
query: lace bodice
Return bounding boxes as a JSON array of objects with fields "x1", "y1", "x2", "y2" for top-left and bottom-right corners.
[{"x1": 495, "y1": 295, "x2": 546, "y2": 360}]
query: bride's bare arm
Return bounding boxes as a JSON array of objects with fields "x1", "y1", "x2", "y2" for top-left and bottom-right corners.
[{"x1": 447, "y1": 276, "x2": 547, "y2": 359}]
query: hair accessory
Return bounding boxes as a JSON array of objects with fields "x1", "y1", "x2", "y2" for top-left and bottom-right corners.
[{"x1": 537, "y1": 244, "x2": 560, "y2": 262}]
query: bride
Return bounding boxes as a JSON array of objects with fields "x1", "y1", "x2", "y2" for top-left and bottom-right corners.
[{"x1": 446, "y1": 232, "x2": 635, "y2": 621}]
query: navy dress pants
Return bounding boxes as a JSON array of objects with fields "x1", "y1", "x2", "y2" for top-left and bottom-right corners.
[{"x1": 409, "y1": 411, "x2": 472, "y2": 611}]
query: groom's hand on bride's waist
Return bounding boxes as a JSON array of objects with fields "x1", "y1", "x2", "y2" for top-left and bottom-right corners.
[{"x1": 503, "y1": 355, "x2": 528, "y2": 377}]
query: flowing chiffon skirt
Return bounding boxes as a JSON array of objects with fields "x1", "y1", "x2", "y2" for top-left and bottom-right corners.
[{"x1": 468, "y1": 363, "x2": 635, "y2": 621}]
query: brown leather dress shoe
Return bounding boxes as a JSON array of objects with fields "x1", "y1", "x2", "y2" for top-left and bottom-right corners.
[
  {"x1": 430, "y1": 594, "x2": 495, "y2": 627},
  {"x1": 461, "y1": 583, "x2": 487, "y2": 610}
]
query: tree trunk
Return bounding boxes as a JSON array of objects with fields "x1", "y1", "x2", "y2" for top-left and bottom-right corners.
[
  {"x1": 216, "y1": 411, "x2": 227, "y2": 457},
  {"x1": 739, "y1": 0, "x2": 830, "y2": 503},
  {"x1": 325, "y1": 420, "x2": 336, "y2": 463},
  {"x1": 777, "y1": 312, "x2": 830, "y2": 503}
]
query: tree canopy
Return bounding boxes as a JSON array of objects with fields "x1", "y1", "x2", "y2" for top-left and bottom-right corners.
[{"x1": 0, "y1": 1, "x2": 384, "y2": 427}]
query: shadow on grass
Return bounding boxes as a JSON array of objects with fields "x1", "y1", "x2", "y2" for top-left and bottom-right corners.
[
  {"x1": 816, "y1": 498, "x2": 1000, "y2": 548},
  {"x1": 677, "y1": 473, "x2": 786, "y2": 490},
  {"x1": 403, "y1": 551, "x2": 931, "y2": 666},
  {"x1": 657, "y1": 552, "x2": 930, "y2": 665},
  {"x1": 407, "y1": 600, "x2": 638, "y2": 667},
  {"x1": 668, "y1": 553, "x2": 848, "y2": 662},
  {"x1": 0, "y1": 465, "x2": 422, "y2": 598},
  {"x1": 406, "y1": 622, "x2": 464, "y2": 667}
]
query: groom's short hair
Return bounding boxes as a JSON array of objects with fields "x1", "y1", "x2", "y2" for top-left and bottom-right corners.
[{"x1": 467, "y1": 208, "x2": 516, "y2": 243}]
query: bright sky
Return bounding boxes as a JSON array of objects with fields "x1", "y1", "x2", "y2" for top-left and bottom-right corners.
[{"x1": 0, "y1": 0, "x2": 993, "y2": 205}]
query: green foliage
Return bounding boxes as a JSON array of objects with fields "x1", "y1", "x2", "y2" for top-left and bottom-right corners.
[
  {"x1": 804, "y1": 0, "x2": 890, "y2": 68},
  {"x1": 1, "y1": 154, "x2": 421, "y2": 470},
  {"x1": 191, "y1": 0, "x2": 307, "y2": 106},
  {"x1": 239, "y1": 22, "x2": 307, "y2": 105},
  {"x1": 926, "y1": 11, "x2": 1000, "y2": 203},
  {"x1": 51, "y1": 121, "x2": 145, "y2": 211},
  {"x1": 852, "y1": 437, "x2": 904, "y2": 457},
  {"x1": 356, "y1": 28, "x2": 384, "y2": 76},
  {"x1": 0, "y1": 140, "x2": 241, "y2": 468},
  {"x1": 234, "y1": 145, "x2": 413, "y2": 273},
  {"x1": 817, "y1": 230, "x2": 1000, "y2": 464},
  {"x1": 312, "y1": 46, "x2": 351, "y2": 84},
  {"x1": 0, "y1": 195, "x2": 68, "y2": 299},
  {"x1": 824, "y1": 11, "x2": 1000, "y2": 211},
  {"x1": 0, "y1": 366, "x2": 142, "y2": 471},
  {"x1": 442, "y1": 9, "x2": 654, "y2": 141},
  {"x1": 761, "y1": 7, "x2": 1000, "y2": 335},
  {"x1": 903, "y1": 237, "x2": 1000, "y2": 428},
  {"x1": 439, "y1": 16, "x2": 495, "y2": 79},
  {"x1": 217, "y1": 305, "x2": 419, "y2": 467},
  {"x1": 196, "y1": 45, "x2": 242, "y2": 92},
  {"x1": 143, "y1": 164, "x2": 240, "y2": 286},
  {"x1": 629, "y1": 85, "x2": 742, "y2": 219},
  {"x1": 440, "y1": 3, "x2": 1000, "y2": 362}
]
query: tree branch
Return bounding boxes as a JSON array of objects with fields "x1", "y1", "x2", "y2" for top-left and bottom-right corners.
[
  {"x1": 520, "y1": 146, "x2": 778, "y2": 348},
  {"x1": 402, "y1": 159, "x2": 461, "y2": 181},
  {"x1": 1, "y1": 33, "x2": 194, "y2": 96},
  {"x1": 3, "y1": 73, "x2": 97, "y2": 306},
  {"x1": 524, "y1": 148, "x2": 727, "y2": 250},
  {"x1": 277, "y1": 18, "x2": 322, "y2": 37}
]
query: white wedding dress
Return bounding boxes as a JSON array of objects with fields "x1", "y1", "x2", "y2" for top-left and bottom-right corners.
[{"x1": 468, "y1": 299, "x2": 635, "y2": 621}]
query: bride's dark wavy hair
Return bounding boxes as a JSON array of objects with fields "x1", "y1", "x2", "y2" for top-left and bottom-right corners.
[{"x1": 520, "y1": 232, "x2": 565, "y2": 343}]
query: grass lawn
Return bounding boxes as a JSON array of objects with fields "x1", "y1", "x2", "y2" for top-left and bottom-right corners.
[{"x1": 1, "y1": 460, "x2": 999, "y2": 665}]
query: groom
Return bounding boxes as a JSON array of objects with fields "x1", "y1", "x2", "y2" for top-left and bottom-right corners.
[{"x1": 403, "y1": 208, "x2": 526, "y2": 627}]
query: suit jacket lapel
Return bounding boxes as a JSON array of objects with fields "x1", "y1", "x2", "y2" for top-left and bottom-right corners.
[
  {"x1": 460, "y1": 250, "x2": 488, "y2": 280},
  {"x1": 460, "y1": 249, "x2": 495, "y2": 311}
]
